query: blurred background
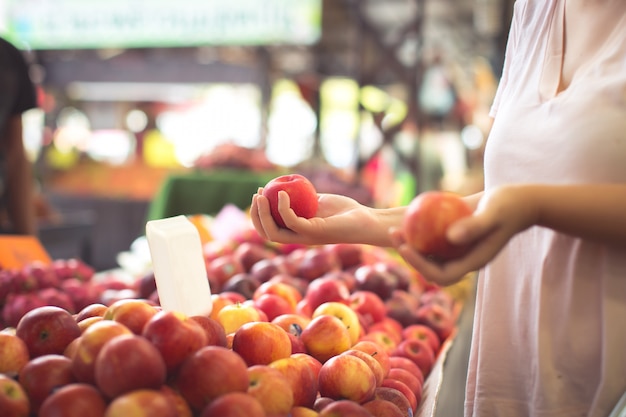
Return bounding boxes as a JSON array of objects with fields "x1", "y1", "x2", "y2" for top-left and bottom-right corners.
[{"x1": 2, "y1": 0, "x2": 514, "y2": 270}]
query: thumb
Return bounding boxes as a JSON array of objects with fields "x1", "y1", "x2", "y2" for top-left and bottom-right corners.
[{"x1": 446, "y1": 214, "x2": 490, "y2": 245}]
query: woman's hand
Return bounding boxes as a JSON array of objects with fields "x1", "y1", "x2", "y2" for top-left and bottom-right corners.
[
  {"x1": 390, "y1": 185, "x2": 538, "y2": 286},
  {"x1": 250, "y1": 189, "x2": 400, "y2": 247}
]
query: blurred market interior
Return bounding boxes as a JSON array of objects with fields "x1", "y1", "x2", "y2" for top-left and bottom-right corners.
[{"x1": 2, "y1": 0, "x2": 515, "y2": 271}]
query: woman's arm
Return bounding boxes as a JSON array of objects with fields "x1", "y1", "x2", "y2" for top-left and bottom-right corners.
[{"x1": 390, "y1": 182, "x2": 626, "y2": 286}]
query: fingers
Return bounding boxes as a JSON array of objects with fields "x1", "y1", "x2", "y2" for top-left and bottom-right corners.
[{"x1": 250, "y1": 193, "x2": 269, "y2": 239}]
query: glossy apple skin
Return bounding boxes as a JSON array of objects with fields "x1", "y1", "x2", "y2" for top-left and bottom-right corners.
[
  {"x1": 392, "y1": 338, "x2": 435, "y2": 378},
  {"x1": 269, "y1": 356, "x2": 318, "y2": 408},
  {"x1": 103, "y1": 299, "x2": 158, "y2": 335},
  {"x1": 381, "y1": 378, "x2": 418, "y2": 413},
  {"x1": 38, "y1": 383, "x2": 107, "y2": 417},
  {"x1": 362, "y1": 398, "x2": 405, "y2": 417},
  {"x1": 15, "y1": 306, "x2": 82, "y2": 358},
  {"x1": 372, "y1": 387, "x2": 412, "y2": 417},
  {"x1": 246, "y1": 364, "x2": 295, "y2": 416},
  {"x1": 104, "y1": 389, "x2": 177, "y2": 417},
  {"x1": 200, "y1": 392, "x2": 266, "y2": 417},
  {"x1": 18, "y1": 354, "x2": 77, "y2": 413},
  {"x1": 318, "y1": 354, "x2": 377, "y2": 404},
  {"x1": 0, "y1": 374, "x2": 30, "y2": 417},
  {"x1": 71, "y1": 320, "x2": 132, "y2": 384},
  {"x1": 0, "y1": 332, "x2": 30, "y2": 375},
  {"x1": 142, "y1": 310, "x2": 208, "y2": 373},
  {"x1": 262, "y1": 174, "x2": 318, "y2": 229},
  {"x1": 175, "y1": 345, "x2": 249, "y2": 412},
  {"x1": 317, "y1": 399, "x2": 374, "y2": 417},
  {"x1": 94, "y1": 334, "x2": 167, "y2": 399},
  {"x1": 402, "y1": 191, "x2": 473, "y2": 262},
  {"x1": 300, "y1": 314, "x2": 352, "y2": 363},
  {"x1": 232, "y1": 321, "x2": 292, "y2": 366}
]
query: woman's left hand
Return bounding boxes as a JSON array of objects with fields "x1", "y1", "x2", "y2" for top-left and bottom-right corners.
[{"x1": 389, "y1": 185, "x2": 538, "y2": 286}]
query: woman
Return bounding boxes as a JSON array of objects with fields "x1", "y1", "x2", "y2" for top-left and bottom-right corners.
[{"x1": 251, "y1": 0, "x2": 626, "y2": 415}]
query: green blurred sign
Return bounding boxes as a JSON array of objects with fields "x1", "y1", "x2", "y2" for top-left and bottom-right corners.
[{"x1": 1, "y1": 0, "x2": 321, "y2": 50}]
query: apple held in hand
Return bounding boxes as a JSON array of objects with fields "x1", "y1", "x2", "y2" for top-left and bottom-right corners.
[
  {"x1": 402, "y1": 191, "x2": 473, "y2": 262},
  {"x1": 262, "y1": 174, "x2": 318, "y2": 229}
]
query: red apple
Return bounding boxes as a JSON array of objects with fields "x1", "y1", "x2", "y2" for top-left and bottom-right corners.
[
  {"x1": 15, "y1": 306, "x2": 82, "y2": 358},
  {"x1": 246, "y1": 364, "x2": 294, "y2": 416},
  {"x1": 287, "y1": 332, "x2": 307, "y2": 353},
  {"x1": 142, "y1": 310, "x2": 208, "y2": 373},
  {"x1": 104, "y1": 389, "x2": 177, "y2": 417},
  {"x1": 318, "y1": 399, "x2": 375, "y2": 417},
  {"x1": 313, "y1": 301, "x2": 362, "y2": 346},
  {"x1": 38, "y1": 383, "x2": 107, "y2": 417},
  {"x1": 254, "y1": 280, "x2": 302, "y2": 310},
  {"x1": 291, "y1": 406, "x2": 321, "y2": 417},
  {"x1": 387, "y1": 367, "x2": 423, "y2": 400},
  {"x1": 0, "y1": 332, "x2": 29, "y2": 375},
  {"x1": 253, "y1": 293, "x2": 295, "y2": 321},
  {"x1": 94, "y1": 334, "x2": 167, "y2": 399},
  {"x1": 231, "y1": 321, "x2": 292, "y2": 366},
  {"x1": 269, "y1": 356, "x2": 318, "y2": 408},
  {"x1": 372, "y1": 387, "x2": 412, "y2": 417},
  {"x1": 301, "y1": 314, "x2": 352, "y2": 363},
  {"x1": 160, "y1": 385, "x2": 193, "y2": 417},
  {"x1": 402, "y1": 323, "x2": 441, "y2": 354},
  {"x1": 291, "y1": 352, "x2": 323, "y2": 380},
  {"x1": 175, "y1": 345, "x2": 249, "y2": 412},
  {"x1": 362, "y1": 399, "x2": 404, "y2": 417},
  {"x1": 392, "y1": 338, "x2": 435, "y2": 378},
  {"x1": 199, "y1": 392, "x2": 266, "y2": 417},
  {"x1": 77, "y1": 316, "x2": 104, "y2": 333},
  {"x1": 318, "y1": 354, "x2": 377, "y2": 403},
  {"x1": 296, "y1": 247, "x2": 341, "y2": 281},
  {"x1": 415, "y1": 301, "x2": 456, "y2": 342},
  {"x1": 0, "y1": 374, "x2": 30, "y2": 417},
  {"x1": 232, "y1": 242, "x2": 275, "y2": 272},
  {"x1": 388, "y1": 355, "x2": 425, "y2": 386},
  {"x1": 402, "y1": 191, "x2": 473, "y2": 262},
  {"x1": 261, "y1": 174, "x2": 318, "y2": 229},
  {"x1": 326, "y1": 243, "x2": 364, "y2": 270},
  {"x1": 249, "y1": 258, "x2": 288, "y2": 284},
  {"x1": 349, "y1": 290, "x2": 388, "y2": 328},
  {"x1": 71, "y1": 320, "x2": 132, "y2": 384},
  {"x1": 206, "y1": 254, "x2": 245, "y2": 290},
  {"x1": 353, "y1": 263, "x2": 399, "y2": 301},
  {"x1": 189, "y1": 315, "x2": 228, "y2": 347},
  {"x1": 18, "y1": 354, "x2": 77, "y2": 413},
  {"x1": 352, "y1": 340, "x2": 391, "y2": 379},
  {"x1": 221, "y1": 273, "x2": 261, "y2": 300},
  {"x1": 367, "y1": 316, "x2": 404, "y2": 344},
  {"x1": 304, "y1": 276, "x2": 350, "y2": 311},
  {"x1": 103, "y1": 299, "x2": 158, "y2": 335},
  {"x1": 359, "y1": 330, "x2": 398, "y2": 355},
  {"x1": 381, "y1": 378, "x2": 418, "y2": 413},
  {"x1": 342, "y1": 348, "x2": 385, "y2": 387},
  {"x1": 271, "y1": 313, "x2": 311, "y2": 336}
]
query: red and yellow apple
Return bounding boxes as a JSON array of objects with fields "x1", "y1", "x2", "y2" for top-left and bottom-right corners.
[
  {"x1": 402, "y1": 191, "x2": 473, "y2": 262},
  {"x1": 231, "y1": 321, "x2": 292, "y2": 366},
  {"x1": 15, "y1": 306, "x2": 82, "y2": 358},
  {"x1": 142, "y1": 310, "x2": 208, "y2": 373},
  {"x1": 94, "y1": 334, "x2": 167, "y2": 399},
  {"x1": 318, "y1": 354, "x2": 377, "y2": 404},
  {"x1": 261, "y1": 174, "x2": 318, "y2": 229},
  {"x1": 246, "y1": 364, "x2": 294, "y2": 415}
]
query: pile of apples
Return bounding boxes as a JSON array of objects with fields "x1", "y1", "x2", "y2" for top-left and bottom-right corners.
[
  {"x1": 0, "y1": 259, "x2": 140, "y2": 330},
  {"x1": 0, "y1": 224, "x2": 459, "y2": 417}
]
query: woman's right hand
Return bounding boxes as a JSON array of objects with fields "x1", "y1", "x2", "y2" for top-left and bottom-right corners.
[{"x1": 250, "y1": 189, "x2": 392, "y2": 247}]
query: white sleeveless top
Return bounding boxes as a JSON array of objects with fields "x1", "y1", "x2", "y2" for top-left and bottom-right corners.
[{"x1": 466, "y1": 0, "x2": 626, "y2": 416}]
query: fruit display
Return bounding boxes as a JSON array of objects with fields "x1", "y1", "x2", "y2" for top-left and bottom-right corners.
[{"x1": 0, "y1": 212, "x2": 463, "y2": 416}]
